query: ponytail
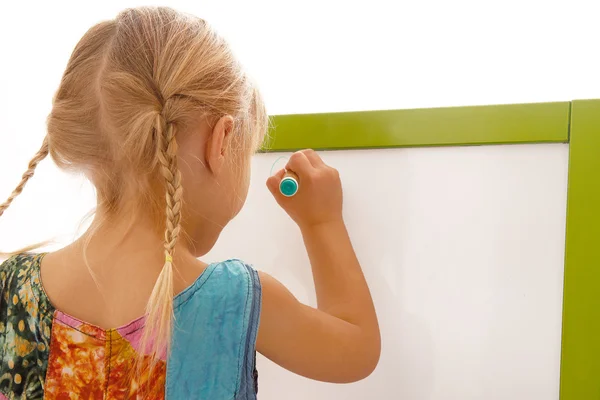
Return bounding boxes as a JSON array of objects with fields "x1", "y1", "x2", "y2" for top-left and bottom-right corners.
[{"x1": 138, "y1": 112, "x2": 181, "y2": 368}]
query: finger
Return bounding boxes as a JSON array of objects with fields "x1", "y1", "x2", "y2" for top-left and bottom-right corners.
[
  {"x1": 286, "y1": 151, "x2": 314, "y2": 175},
  {"x1": 300, "y1": 149, "x2": 324, "y2": 167},
  {"x1": 267, "y1": 168, "x2": 286, "y2": 195}
]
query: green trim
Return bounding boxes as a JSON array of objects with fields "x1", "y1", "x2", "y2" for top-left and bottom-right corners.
[
  {"x1": 560, "y1": 99, "x2": 600, "y2": 399},
  {"x1": 264, "y1": 102, "x2": 570, "y2": 151}
]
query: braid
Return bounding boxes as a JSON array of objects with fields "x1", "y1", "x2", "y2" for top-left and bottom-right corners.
[
  {"x1": 157, "y1": 115, "x2": 183, "y2": 258},
  {"x1": 0, "y1": 138, "x2": 49, "y2": 218},
  {"x1": 139, "y1": 112, "x2": 182, "y2": 366}
]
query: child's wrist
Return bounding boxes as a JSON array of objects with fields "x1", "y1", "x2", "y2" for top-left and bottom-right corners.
[{"x1": 298, "y1": 218, "x2": 346, "y2": 234}]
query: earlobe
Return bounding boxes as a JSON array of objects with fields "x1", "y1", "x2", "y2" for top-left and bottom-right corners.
[{"x1": 206, "y1": 115, "x2": 234, "y2": 173}]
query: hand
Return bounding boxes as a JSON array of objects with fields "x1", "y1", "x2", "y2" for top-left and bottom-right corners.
[{"x1": 267, "y1": 150, "x2": 343, "y2": 229}]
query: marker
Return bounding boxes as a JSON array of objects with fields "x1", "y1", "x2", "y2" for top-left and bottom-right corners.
[{"x1": 280, "y1": 170, "x2": 299, "y2": 197}]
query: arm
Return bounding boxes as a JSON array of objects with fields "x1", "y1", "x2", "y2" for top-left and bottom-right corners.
[{"x1": 257, "y1": 150, "x2": 380, "y2": 383}]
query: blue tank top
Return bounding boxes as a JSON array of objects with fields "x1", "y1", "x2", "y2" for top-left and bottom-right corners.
[{"x1": 0, "y1": 254, "x2": 261, "y2": 399}]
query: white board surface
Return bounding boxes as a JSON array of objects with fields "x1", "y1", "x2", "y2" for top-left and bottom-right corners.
[{"x1": 206, "y1": 143, "x2": 568, "y2": 400}]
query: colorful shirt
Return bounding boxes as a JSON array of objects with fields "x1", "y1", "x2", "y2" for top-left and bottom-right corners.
[{"x1": 0, "y1": 253, "x2": 261, "y2": 399}]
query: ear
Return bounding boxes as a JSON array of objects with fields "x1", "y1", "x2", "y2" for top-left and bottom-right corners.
[{"x1": 205, "y1": 115, "x2": 234, "y2": 174}]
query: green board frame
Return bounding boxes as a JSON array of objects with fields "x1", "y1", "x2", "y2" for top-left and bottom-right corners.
[
  {"x1": 266, "y1": 100, "x2": 599, "y2": 399},
  {"x1": 265, "y1": 102, "x2": 570, "y2": 151},
  {"x1": 560, "y1": 100, "x2": 600, "y2": 399}
]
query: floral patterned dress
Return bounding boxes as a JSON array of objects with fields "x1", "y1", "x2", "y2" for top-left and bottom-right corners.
[{"x1": 0, "y1": 254, "x2": 261, "y2": 399}]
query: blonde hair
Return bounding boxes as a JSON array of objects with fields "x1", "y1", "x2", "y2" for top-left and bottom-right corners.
[{"x1": 0, "y1": 7, "x2": 267, "y2": 368}]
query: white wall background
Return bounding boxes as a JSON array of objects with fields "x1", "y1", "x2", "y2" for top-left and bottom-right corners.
[
  {"x1": 0, "y1": 1, "x2": 583, "y2": 398},
  {"x1": 0, "y1": 0, "x2": 594, "y2": 250}
]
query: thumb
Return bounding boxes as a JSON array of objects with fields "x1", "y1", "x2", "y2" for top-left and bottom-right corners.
[{"x1": 266, "y1": 169, "x2": 286, "y2": 197}]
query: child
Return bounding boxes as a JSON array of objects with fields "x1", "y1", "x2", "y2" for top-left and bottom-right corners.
[{"x1": 0, "y1": 7, "x2": 380, "y2": 400}]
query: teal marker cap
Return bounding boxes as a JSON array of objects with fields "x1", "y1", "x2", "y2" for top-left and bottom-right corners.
[{"x1": 280, "y1": 172, "x2": 299, "y2": 197}]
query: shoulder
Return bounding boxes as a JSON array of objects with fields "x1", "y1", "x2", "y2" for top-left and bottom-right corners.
[
  {"x1": 206, "y1": 259, "x2": 261, "y2": 293},
  {"x1": 0, "y1": 253, "x2": 51, "y2": 313},
  {"x1": 0, "y1": 253, "x2": 42, "y2": 292},
  {"x1": 175, "y1": 259, "x2": 261, "y2": 309},
  {"x1": 212, "y1": 259, "x2": 258, "y2": 276}
]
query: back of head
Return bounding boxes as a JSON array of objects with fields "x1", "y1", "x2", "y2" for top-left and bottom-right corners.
[
  {"x1": 1, "y1": 6, "x2": 267, "y2": 367},
  {"x1": 49, "y1": 7, "x2": 266, "y2": 213}
]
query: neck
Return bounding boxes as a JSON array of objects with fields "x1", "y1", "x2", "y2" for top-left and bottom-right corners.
[{"x1": 68, "y1": 209, "x2": 197, "y2": 277}]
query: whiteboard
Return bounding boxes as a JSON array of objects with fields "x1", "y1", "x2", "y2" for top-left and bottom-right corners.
[{"x1": 207, "y1": 143, "x2": 568, "y2": 400}]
